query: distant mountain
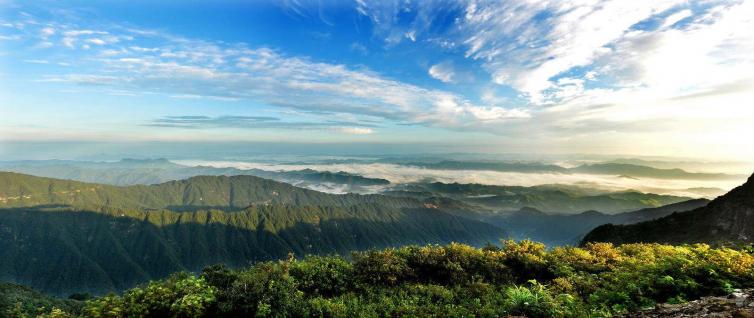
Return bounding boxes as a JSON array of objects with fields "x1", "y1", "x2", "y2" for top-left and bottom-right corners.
[
  {"x1": 0, "y1": 172, "x2": 504, "y2": 296},
  {"x1": 582, "y1": 173, "x2": 754, "y2": 245},
  {"x1": 607, "y1": 158, "x2": 754, "y2": 173},
  {"x1": 399, "y1": 160, "x2": 568, "y2": 173},
  {"x1": 388, "y1": 181, "x2": 693, "y2": 214},
  {"x1": 0, "y1": 159, "x2": 390, "y2": 191},
  {"x1": 485, "y1": 199, "x2": 709, "y2": 246},
  {"x1": 378, "y1": 159, "x2": 741, "y2": 181},
  {"x1": 0, "y1": 171, "x2": 401, "y2": 211},
  {"x1": 570, "y1": 163, "x2": 743, "y2": 180}
]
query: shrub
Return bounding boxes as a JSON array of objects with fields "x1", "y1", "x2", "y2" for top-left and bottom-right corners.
[
  {"x1": 289, "y1": 255, "x2": 353, "y2": 297},
  {"x1": 352, "y1": 249, "x2": 413, "y2": 287},
  {"x1": 60, "y1": 242, "x2": 754, "y2": 318}
]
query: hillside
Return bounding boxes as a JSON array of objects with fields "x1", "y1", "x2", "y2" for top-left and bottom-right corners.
[
  {"x1": 0, "y1": 172, "x2": 408, "y2": 210},
  {"x1": 0, "y1": 159, "x2": 390, "y2": 191},
  {"x1": 570, "y1": 163, "x2": 742, "y2": 180},
  {"x1": 388, "y1": 181, "x2": 693, "y2": 214},
  {"x1": 0, "y1": 282, "x2": 82, "y2": 316},
  {"x1": 0, "y1": 172, "x2": 505, "y2": 296},
  {"x1": 487, "y1": 199, "x2": 709, "y2": 246},
  {"x1": 8, "y1": 242, "x2": 754, "y2": 318},
  {"x1": 582, "y1": 173, "x2": 754, "y2": 245}
]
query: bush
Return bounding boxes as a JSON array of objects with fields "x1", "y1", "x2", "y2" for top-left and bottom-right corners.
[
  {"x1": 352, "y1": 249, "x2": 413, "y2": 287},
  {"x1": 84, "y1": 274, "x2": 215, "y2": 318},
  {"x1": 52, "y1": 242, "x2": 754, "y2": 318},
  {"x1": 289, "y1": 255, "x2": 353, "y2": 297}
]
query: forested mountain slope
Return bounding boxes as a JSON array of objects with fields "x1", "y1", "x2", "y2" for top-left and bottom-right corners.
[
  {"x1": 0, "y1": 159, "x2": 390, "y2": 191},
  {"x1": 582, "y1": 173, "x2": 754, "y2": 245},
  {"x1": 387, "y1": 181, "x2": 693, "y2": 214},
  {"x1": 0, "y1": 172, "x2": 505, "y2": 296},
  {"x1": 0, "y1": 172, "x2": 409, "y2": 210},
  {"x1": 488, "y1": 199, "x2": 709, "y2": 246}
]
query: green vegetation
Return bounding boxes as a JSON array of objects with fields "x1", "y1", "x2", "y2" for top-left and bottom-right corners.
[
  {"x1": 0, "y1": 204, "x2": 503, "y2": 296},
  {"x1": 583, "y1": 173, "x2": 754, "y2": 245},
  {"x1": 490, "y1": 199, "x2": 709, "y2": 246},
  {"x1": 388, "y1": 181, "x2": 692, "y2": 214},
  {"x1": 1, "y1": 283, "x2": 83, "y2": 318},
  {"x1": 0, "y1": 172, "x2": 410, "y2": 210},
  {"x1": 0, "y1": 173, "x2": 503, "y2": 296},
  {"x1": 0, "y1": 159, "x2": 390, "y2": 188},
  {"x1": 6, "y1": 241, "x2": 754, "y2": 317}
]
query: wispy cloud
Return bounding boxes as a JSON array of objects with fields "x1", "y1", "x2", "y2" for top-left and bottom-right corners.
[
  {"x1": 3, "y1": 1, "x2": 754, "y2": 159},
  {"x1": 147, "y1": 115, "x2": 377, "y2": 134},
  {"x1": 354, "y1": 0, "x2": 754, "y2": 157},
  {"x1": 428, "y1": 62, "x2": 455, "y2": 83},
  {"x1": 15, "y1": 16, "x2": 528, "y2": 132}
]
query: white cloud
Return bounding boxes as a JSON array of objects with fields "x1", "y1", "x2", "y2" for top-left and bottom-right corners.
[
  {"x1": 405, "y1": 30, "x2": 416, "y2": 42},
  {"x1": 353, "y1": 0, "x2": 754, "y2": 158},
  {"x1": 61, "y1": 37, "x2": 75, "y2": 48},
  {"x1": 9, "y1": 3, "x2": 754, "y2": 159},
  {"x1": 428, "y1": 62, "x2": 455, "y2": 83},
  {"x1": 177, "y1": 160, "x2": 746, "y2": 197},
  {"x1": 462, "y1": 0, "x2": 684, "y2": 103},
  {"x1": 62, "y1": 30, "x2": 107, "y2": 37},
  {"x1": 38, "y1": 25, "x2": 528, "y2": 132},
  {"x1": 86, "y1": 38, "x2": 107, "y2": 45},
  {"x1": 22, "y1": 59, "x2": 49, "y2": 64},
  {"x1": 337, "y1": 127, "x2": 374, "y2": 134},
  {"x1": 40, "y1": 27, "x2": 54, "y2": 38},
  {"x1": 662, "y1": 9, "x2": 693, "y2": 28},
  {"x1": 466, "y1": 105, "x2": 530, "y2": 121}
]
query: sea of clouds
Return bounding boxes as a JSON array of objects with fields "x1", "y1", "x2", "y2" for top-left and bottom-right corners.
[{"x1": 175, "y1": 160, "x2": 746, "y2": 198}]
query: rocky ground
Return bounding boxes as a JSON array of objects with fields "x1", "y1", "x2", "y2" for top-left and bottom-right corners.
[{"x1": 624, "y1": 289, "x2": 754, "y2": 318}]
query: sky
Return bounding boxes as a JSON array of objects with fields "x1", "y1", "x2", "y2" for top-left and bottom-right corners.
[{"x1": 1, "y1": 0, "x2": 753, "y2": 160}]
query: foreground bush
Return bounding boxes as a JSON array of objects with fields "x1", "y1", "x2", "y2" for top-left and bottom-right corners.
[{"x1": 10, "y1": 241, "x2": 754, "y2": 318}]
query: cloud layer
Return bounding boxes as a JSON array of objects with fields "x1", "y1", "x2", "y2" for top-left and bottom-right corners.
[
  {"x1": 6, "y1": 13, "x2": 529, "y2": 134},
  {"x1": 1, "y1": 1, "x2": 753, "y2": 159},
  {"x1": 176, "y1": 159, "x2": 745, "y2": 198}
]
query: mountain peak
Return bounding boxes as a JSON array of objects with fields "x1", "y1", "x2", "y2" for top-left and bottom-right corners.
[{"x1": 582, "y1": 171, "x2": 754, "y2": 245}]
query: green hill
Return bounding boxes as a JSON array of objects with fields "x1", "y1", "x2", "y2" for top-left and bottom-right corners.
[
  {"x1": 0, "y1": 172, "x2": 408, "y2": 210},
  {"x1": 7, "y1": 241, "x2": 754, "y2": 318},
  {"x1": 388, "y1": 181, "x2": 692, "y2": 214},
  {"x1": 0, "y1": 172, "x2": 505, "y2": 296},
  {"x1": 0, "y1": 159, "x2": 390, "y2": 191},
  {"x1": 582, "y1": 173, "x2": 754, "y2": 245},
  {"x1": 489, "y1": 199, "x2": 709, "y2": 246}
]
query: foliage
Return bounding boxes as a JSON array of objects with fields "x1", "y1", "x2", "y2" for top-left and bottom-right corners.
[
  {"x1": 0, "y1": 173, "x2": 504, "y2": 296},
  {"x1": 10, "y1": 241, "x2": 743, "y2": 318},
  {"x1": 0, "y1": 283, "x2": 82, "y2": 318},
  {"x1": 582, "y1": 173, "x2": 754, "y2": 246}
]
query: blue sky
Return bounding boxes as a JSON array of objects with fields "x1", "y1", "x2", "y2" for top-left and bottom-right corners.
[{"x1": 1, "y1": 0, "x2": 753, "y2": 159}]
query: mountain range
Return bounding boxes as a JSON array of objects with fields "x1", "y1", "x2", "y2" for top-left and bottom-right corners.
[
  {"x1": 382, "y1": 159, "x2": 743, "y2": 181},
  {"x1": 386, "y1": 181, "x2": 692, "y2": 214},
  {"x1": 485, "y1": 199, "x2": 709, "y2": 246},
  {"x1": 0, "y1": 172, "x2": 504, "y2": 296},
  {"x1": 0, "y1": 159, "x2": 389, "y2": 192},
  {"x1": 582, "y1": 173, "x2": 754, "y2": 245}
]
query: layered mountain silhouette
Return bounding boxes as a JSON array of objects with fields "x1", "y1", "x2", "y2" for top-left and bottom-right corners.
[
  {"x1": 582, "y1": 173, "x2": 754, "y2": 245},
  {"x1": 0, "y1": 159, "x2": 390, "y2": 190},
  {"x1": 487, "y1": 199, "x2": 709, "y2": 246},
  {"x1": 0, "y1": 172, "x2": 504, "y2": 296}
]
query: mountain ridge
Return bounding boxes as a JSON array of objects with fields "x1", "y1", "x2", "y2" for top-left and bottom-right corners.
[
  {"x1": 582, "y1": 172, "x2": 754, "y2": 245},
  {"x1": 0, "y1": 172, "x2": 506, "y2": 296}
]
